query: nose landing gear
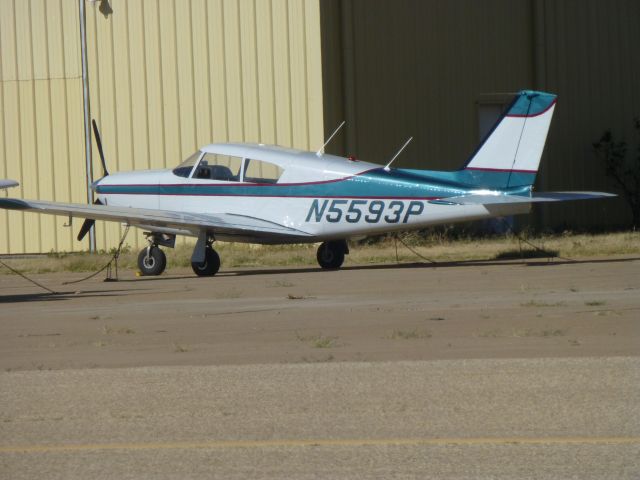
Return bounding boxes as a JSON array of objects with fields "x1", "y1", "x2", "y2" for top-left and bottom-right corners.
[
  {"x1": 137, "y1": 245, "x2": 167, "y2": 276},
  {"x1": 137, "y1": 232, "x2": 174, "y2": 276}
]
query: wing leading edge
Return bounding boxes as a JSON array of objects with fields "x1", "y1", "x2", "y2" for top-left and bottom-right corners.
[{"x1": 0, "y1": 197, "x2": 312, "y2": 241}]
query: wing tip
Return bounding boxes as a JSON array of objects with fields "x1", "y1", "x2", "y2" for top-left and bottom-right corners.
[{"x1": 0, "y1": 179, "x2": 19, "y2": 189}]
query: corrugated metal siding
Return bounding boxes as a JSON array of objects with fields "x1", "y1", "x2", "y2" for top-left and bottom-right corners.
[
  {"x1": 535, "y1": 0, "x2": 640, "y2": 229},
  {"x1": 0, "y1": 0, "x2": 85, "y2": 254},
  {"x1": 0, "y1": 0, "x2": 324, "y2": 253},
  {"x1": 322, "y1": 0, "x2": 533, "y2": 170},
  {"x1": 321, "y1": 0, "x2": 640, "y2": 229},
  {"x1": 87, "y1": 0, "x2": 324, "y2": 251}
]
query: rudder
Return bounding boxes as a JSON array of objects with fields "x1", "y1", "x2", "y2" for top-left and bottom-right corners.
[{"x1": 463, "y1": 90, "x2": 557, "y2": 188}]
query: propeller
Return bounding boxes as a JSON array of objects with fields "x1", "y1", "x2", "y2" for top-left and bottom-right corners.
[
  {"x1": 77, "y1": 120, "x2": 109, "y2": 242},
  {"x1": 92, "y1": 119, "x2": 109, "y2": 178}
]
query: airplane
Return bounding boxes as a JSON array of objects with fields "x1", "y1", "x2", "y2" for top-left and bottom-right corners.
[{"x1": 0, "y1": 90, "x2": 614, "y2": 277}]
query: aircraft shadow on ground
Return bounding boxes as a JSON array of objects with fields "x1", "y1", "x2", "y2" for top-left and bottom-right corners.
[
  {"x1": 0, "y1": 288, "x2": 151, "y2": 304},
  {"x1": 218, "y1": 255, "x2": 640, "y2": 277}
]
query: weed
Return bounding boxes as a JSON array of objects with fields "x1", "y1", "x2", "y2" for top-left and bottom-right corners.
[
  {"x1": 585, "y1": 300, "x2": 606, "y2": 306},
  {"x1": 102, "y1": 325, "x2": 135, "y2": 335},
  {"x1": 287, "y1": 293, "x2": 308, "y2": 300},
  {"x1": 477, "y1": 328, "x2": 502, "y2": 338},
  {"x1": 428, "y1": 316, "x2": 445, "y2": 321},
  {"x1": 172, "y1": 342, "x2": 189, "y2": 353},
  {"x1": 520, "y1": 300, "x2": 566, "y2": 307},
  {"x1": 389, "y1": 329, "x2": 432, "y2": 340},
  {"x1": 513, "y1": 328, "x2": 566, "y2": 337},
  {"x1": 295, "y1": 332, "x2": 337, "y2": 348}
]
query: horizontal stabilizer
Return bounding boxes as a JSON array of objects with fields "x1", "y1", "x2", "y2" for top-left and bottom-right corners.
[
  {"x1": 443, "y1": 191, "x2": 616, "y2": 206},
  {"x1": 0, "y1": 179, "x2": 19, "y2": 189}
]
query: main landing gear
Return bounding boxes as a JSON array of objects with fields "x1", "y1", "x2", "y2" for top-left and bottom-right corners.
[
  {"x1": 316, "y1": 240, "x2": 349, "y2": 269},
  {"x1": 191, "y1": 243, "x2": 220, "y2": 277}
]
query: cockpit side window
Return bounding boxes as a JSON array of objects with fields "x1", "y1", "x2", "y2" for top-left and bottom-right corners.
[
  {"x1": 243, "y1": 159, "x2": 284, "y2": 184},
  {"x1": 193, "y1": 153, "x2": 243, "y2": 181},
  {"x1": 173, "y1": 151, "x2": 202, "y2": 178}
]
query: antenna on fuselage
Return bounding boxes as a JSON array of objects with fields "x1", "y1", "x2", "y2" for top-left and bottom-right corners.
[
  {"x1": 384, "y1": 137, "x2": 413, "y2": 171},
  {"x1": 316, "y1": 120, "x2": 346, "y2": 157}
]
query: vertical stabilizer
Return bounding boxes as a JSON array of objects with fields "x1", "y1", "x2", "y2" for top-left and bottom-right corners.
[{"x1": 463, "y1": 90, "x2": 557, "y2": 188}]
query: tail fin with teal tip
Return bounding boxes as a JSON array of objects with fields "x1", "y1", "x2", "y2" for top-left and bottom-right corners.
[{"x1": 462, "y1": 90, "x2": 557, "y2": 189}]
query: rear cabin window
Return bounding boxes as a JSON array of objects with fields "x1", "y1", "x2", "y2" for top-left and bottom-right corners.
[
  {"x1": 243, "y1": 159, "x2": 284, "y2": 184},
  {"x1": 173, "y1": 151, "x2": 202, "y2": 178},
  {"x1": 193, "y1": 153, "x2": 243, "y2": 181}
]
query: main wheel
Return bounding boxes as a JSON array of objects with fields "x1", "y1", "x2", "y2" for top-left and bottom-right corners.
[
  {"x1": 137, "y1": 246, "x2": 167, "y2": 276},
  {"x1": 191, "y1": 246, "x2": 221, "y2": 277},
  {"x1": 316, "y1": 241, "x2": 346, "y2": 269}
]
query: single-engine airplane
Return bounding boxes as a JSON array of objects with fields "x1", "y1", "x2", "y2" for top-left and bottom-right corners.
[{"x1": 0, "y1": 90, "x2": 614, "y2": 276}]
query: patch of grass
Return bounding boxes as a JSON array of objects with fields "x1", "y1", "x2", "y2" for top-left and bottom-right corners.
[
  {"x1": 2, "y1": 231, "x2": 639, "y2": 275},
  {"x1": 476, "y1": 328, "x2": 502, "y2": 338},
  {"x1": 287, "y1": 293, "x2": 312, "y2": 300},
  {"x1": 513, "y1": 328, "x2": 566, "y2": 338},
  {"x1": 520, "y1": 300, "x2": 566, "y2": 308},
  {"x1": 102, "y1": 325, "x2": 135, "y2": 335},
  {"x1": 295, "y1": 332, "x2": 337, "y2": 348},
  {"x1": 389, "y1": 328, "x2": 432, "y2": 340},
  {"x1": 172, "y1": 342, "x2": 189, "y2": 353},
  {"x1": 585, "y1": 300, "x2": 606, "y2": 306}
]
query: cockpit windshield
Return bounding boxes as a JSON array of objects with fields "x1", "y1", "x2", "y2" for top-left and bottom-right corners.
[{"x1": 172, "y1": 151, "x2": 202, "y2": 178}]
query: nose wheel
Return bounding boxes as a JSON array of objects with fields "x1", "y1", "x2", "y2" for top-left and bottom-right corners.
[
  {"x1": 137, "y1": 245, "x2": 167, "y2": 276},
  {"x1": 191, "y1": 245, "x2": 221, "y2": 277},
  {"x1": 316, "y1": 240, "x2": 348, "y2": 269}
]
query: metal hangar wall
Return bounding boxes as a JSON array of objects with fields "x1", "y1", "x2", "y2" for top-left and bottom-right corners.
[
  {"x1": 0, "y1": 0, "x2": 324, "y2": 254},
  {"x1": 320, "y1": 0, "x2": 640, "y2": 229}
]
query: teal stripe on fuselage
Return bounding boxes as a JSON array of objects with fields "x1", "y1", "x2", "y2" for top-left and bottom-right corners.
[
  {"x1": 96, "y1": 168, "x2": 532, "y2": 198},
  {"x1": 398, "y1": 168, "x2": 536, "y2": 190}
]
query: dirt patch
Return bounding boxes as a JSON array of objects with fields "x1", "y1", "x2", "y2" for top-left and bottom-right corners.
[{"x1": 0, "y1": 255, "x2": 638, "y2": 371}]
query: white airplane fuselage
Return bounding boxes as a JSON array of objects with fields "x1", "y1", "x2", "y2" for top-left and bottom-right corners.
[{"x1": 95, "y1": 144, "x2": 526, "y2": 243}]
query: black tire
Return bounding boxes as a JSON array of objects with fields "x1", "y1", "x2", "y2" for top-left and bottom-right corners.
[
  {"x1": 316, "y1": 241, "x2": 345, "y2": 269},
  {"x1": 191, "y1": 246, "x2": 221, "y2": 277},
  {"x1": 137, "y1": 246, "x2": 167, "y2": 276}
]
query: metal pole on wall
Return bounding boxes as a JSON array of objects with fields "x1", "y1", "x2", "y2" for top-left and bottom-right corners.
[{"x1": 79, "y1": 0, "x2": 96, "y2": 252}]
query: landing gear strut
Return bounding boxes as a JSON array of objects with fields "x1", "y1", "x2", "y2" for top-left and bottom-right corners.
[
  {"x1": 316, "y1": 240, "x2": 349, "y2": 269},
  {"x1": 191, "y1": 243, "x2": 220, "y2": 277}
]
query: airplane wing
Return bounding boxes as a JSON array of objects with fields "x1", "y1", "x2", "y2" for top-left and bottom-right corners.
[
  {"x1": 442, "y1": 191, "x2": 616, "y2": 206},
  {"x1": 0, "y1": 179, "x2": 19, "y2": 189},
  {"x1": 0, "y1": 197, "x2": 312, "y2": 241}
]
